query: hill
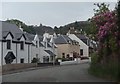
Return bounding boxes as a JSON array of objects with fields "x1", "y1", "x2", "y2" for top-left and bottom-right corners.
[
  {"x1": 6, "y1": 19, "x2": 54, "y2": 35},
  {"x1": 5, "y1": 19, "x2": 95, "y2": 38}
]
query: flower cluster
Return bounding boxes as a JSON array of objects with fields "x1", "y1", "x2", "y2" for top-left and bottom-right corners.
[{"x1": 92, "y1": 11, "x2": 118, "y2": 42}]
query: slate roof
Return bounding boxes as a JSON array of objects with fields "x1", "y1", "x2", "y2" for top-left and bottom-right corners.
[
  {"x1": 39, "y1": 42, "x2": 45, "y2": 47},
  {"x1": 0, "y1": 21, "x2": 31, "y2": 43},
  {"x1": 54, "y1": 35, "x2": 73, "y2": 44},
  {"x1": 44, "y1": 50, "x2": 56, "y2": 56},
  {"x1": 2, "y1": 31, "x2": 14, "y2": 39},
  {"x1": 54, "y1": 35, "x2": 67, "y2": 44},
  {"x1": 75, "y1": 34, "x2": 89, "y2": 45},
  {"x1": 25, "y1": 32, "x2": 35, "y2": 41},
  {"x1": 1, "y1": 21, "x2": 23, "y2": 34},
  {"x1": 47, "y1": 43, "x2": 52, "y2": 47},
  {"x1": 76, "y1": 34, "x2": 88, "y2": 40}
]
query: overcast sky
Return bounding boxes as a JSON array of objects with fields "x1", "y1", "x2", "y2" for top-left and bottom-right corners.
[{"x1": 1, "y1": 2, "x2": 117, "y2": 27}]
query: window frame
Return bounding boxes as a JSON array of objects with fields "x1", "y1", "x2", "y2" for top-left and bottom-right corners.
[
  {"x1": 80, "y1": 49, "x2": 83, "y2": 56},
  {"x1": 20, "y1": 41, "x2": 24, "y2": 50},
  {"x1": 7, "y1": 40, "x2": 11, "y2": 50}
]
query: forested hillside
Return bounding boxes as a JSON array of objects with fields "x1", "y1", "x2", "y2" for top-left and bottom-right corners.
[
  {"x1": 6, "y1": 19, "x2": 54, "y2": 35},
  {"x1": 5, "y1": 19, "x2": 95, "y2": 39}
]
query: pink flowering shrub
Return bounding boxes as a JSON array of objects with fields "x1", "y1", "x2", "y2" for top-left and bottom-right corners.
[
  {"x1": 92, "y1": 11, "x2": 118, "y2": 42},
  {"x1": 91, "y1": 10, "x2": 120, "y2": 62}
]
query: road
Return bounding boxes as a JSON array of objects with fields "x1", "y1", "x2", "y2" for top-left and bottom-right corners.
[{"x1": 2, "y1": 63, "x2": 112, "y2": 82}]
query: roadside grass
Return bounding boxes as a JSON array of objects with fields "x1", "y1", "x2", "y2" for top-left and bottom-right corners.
[{"x1": 88, "y1": 52, "x2": 120, "y2": 83}]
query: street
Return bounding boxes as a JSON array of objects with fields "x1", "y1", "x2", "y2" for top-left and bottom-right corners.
[{"x1": 2, "y1": 63, "x2": 112, "y2": 82}]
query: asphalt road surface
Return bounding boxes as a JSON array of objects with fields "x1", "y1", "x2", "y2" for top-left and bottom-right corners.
[{"x1": 2, "y1": 63, "x2": 113, "y2": 82}]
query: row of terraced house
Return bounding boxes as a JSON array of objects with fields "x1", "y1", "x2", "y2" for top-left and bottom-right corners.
[{"x1": 0, "y1": 21, "x2": 97, "y2": 66}]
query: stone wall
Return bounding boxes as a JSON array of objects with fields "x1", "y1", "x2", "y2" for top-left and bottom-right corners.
[{"x1": 1, "y1": 63, "x2": 37, "y2": 73}]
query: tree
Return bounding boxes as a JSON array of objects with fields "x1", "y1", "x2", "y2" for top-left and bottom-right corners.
[
  {"x1": 6, "y1": 19, "x2": 26, "y2": 28},
  {"x1": 54, "y1": 26, "x2": 59, "y2": 34},
  {"x1": 93, "y1": 3, "x2": 109, "y2": 16},
  {"x1": 117, "y1": 0, "x2": 120, "y2": 80},
  {"x1": 91, "y1": 3, "x2": 119, "y2": 63},
  {"x1": 90, "y1": 3, "x2": 119, "y2": 81}
]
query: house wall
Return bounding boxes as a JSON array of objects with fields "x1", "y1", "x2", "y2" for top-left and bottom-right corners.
[
  {"x1": 31, "y1": 35, "x2": 40, "y2": 62},
  {"x1": 56, "y1": 44, "x2": 79, "y2": 58},
  {"x1": 39, "y1": 47, "x2": 44, "y2": 62},
  {"x1": 17, "y1": 43, "x2": 28, "y2": 63},
  {"x1": 2, "y1": 41, "x2": 32, "y2": 65},
  {"x1": 2, "y1": 34, "x2": 16, "y2": 65},
  {"x1": 2, "y1": 34, "x2": 33, "y2": 65},
  {"x1": 39, "y1": 47, "x2": 50, "y2": 63},
  {"x1": 2, "y1": 42, "x2": 16, "y2": 65},
  {"x1": 54, "y1": 48, "x2": 58, "y2": 58},
  {"x1": 17, "y1": 36, "x2": 29, "y2": 63},
  {"x1": 69, "y1": 44, "x2": 80, "y2": 55},
  {"x1": 31, "y1": 45, "x2": 39, "y2": 62},
  {"x1": 68, "y1": 34, "x2": 89, "y2": 57}
]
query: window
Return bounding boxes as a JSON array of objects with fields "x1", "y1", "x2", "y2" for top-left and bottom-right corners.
[
  {"x1": 62, "y1": 53, "x2": 65, "y2": 58},
  {"x1": 20, "y1": 58, "x2": 24, "y2": 63},
  {"x1": 20, "y1": 41, "x2": 24, "y2": 50},
  {"x1": 62, "y1": 53, "x2": 65, "y2": 56},
  {"x1": 80, "y1": 49, "x2": 83, "y2": 55},
  {"x1": 7, "y1": 40, "x2": 11, "y2": 49},
  {"x1": 62, "y1": 56, "x2": 65, "y2": 58},
  {"x1": 66, "y1": 54, "x2": 70, "y2": 58}
]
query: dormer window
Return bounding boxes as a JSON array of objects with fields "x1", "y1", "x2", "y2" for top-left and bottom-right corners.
[
  {"x1": 7, "y1": 40, "x2": 11, "y2": 49},
  {"x1": 20, "y1": 41, "x2": 24, "y2": 50}
]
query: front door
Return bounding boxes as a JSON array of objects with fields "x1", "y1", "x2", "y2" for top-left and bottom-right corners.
[{"x1": 20, "y1": 58, "x2": 24, "y2": 63}]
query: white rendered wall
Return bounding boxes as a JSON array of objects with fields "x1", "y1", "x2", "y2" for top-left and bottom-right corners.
[
  {"x1": 17, "y1": 36, "x2": 28, "y2": 63},
  {"x1": 31, "y1": 35, "x2": 40, "y2": 62},
  {"x1": 2, "y1": 34, "x2": 16, "y2": 65},
  {"x1": 39, "y1": 47, "x2": 50, "y2": 63}
]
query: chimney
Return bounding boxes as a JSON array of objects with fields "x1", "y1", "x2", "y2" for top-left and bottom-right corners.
[{"x1": 19, "y1": 24, "x2": 23, "y2": 32}]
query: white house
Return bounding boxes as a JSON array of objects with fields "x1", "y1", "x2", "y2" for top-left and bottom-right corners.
[
  {"x1": 0, "y1": 21, "x2": 32, "y2": 66},
  {"x1": 25, "y1": 32, "x2": 58, "y2": 63},
  {"x1": 0, "y1": 21, "x2": 58, "y2": 66},
  {"x1": 42, "y1": 33, "x2": 58, "y2": 63}
]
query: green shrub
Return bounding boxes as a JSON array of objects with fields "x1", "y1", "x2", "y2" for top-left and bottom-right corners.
[
  {"x1": 89, "y1": 52, "x2": 120, "y2": 82},
  {"x1": 90, "y1": 52, "x2": 99, "y2": 65},
  {"x1": 31, "y1": 58, "x2": 39, "y2": 63},
  {"x1": 62, "y1": 58, "x2": 70, "y2": 61}
]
